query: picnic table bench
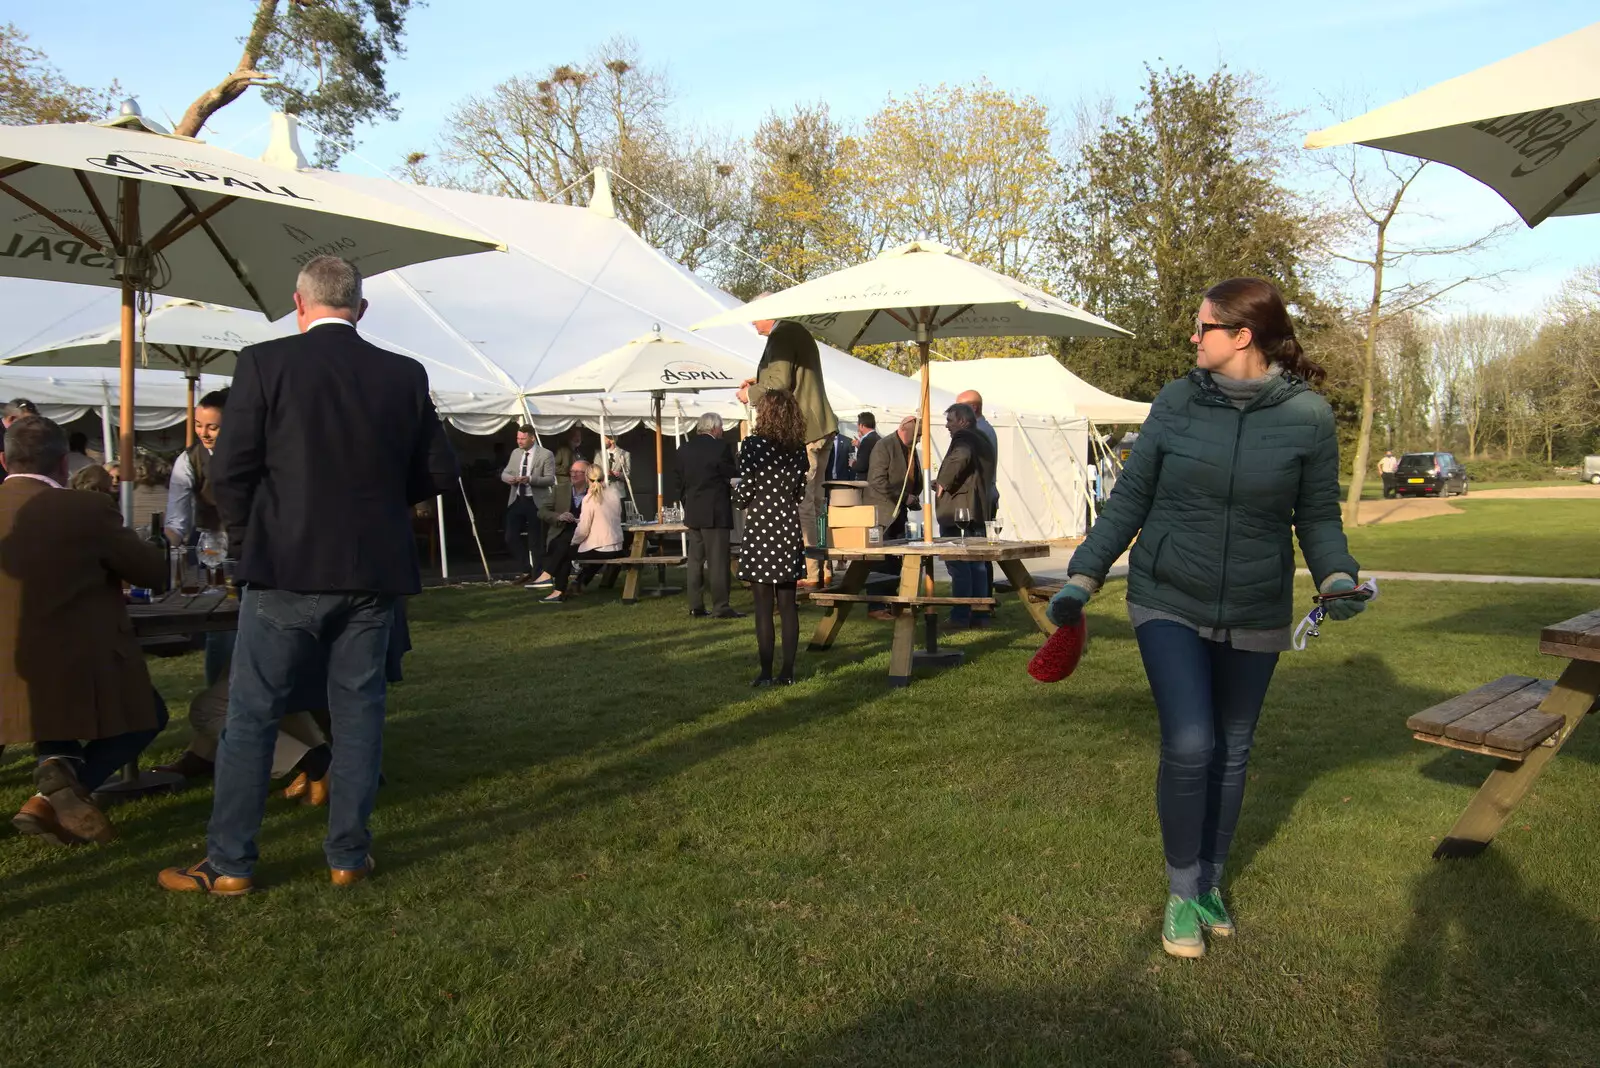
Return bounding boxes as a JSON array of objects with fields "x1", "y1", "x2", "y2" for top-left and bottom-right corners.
[
  {"x1": 612, "y1": 521, "x2": 687, "y2": 604},
  {"x1": 807, "y1": 539, "x2": 1057, "y2": 686},
  {"x1": 1408, "y1": 609, "x2": 1600, "y2": 859}
]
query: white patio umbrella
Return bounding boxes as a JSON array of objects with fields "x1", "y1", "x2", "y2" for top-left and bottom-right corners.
[
  {"x1": 1305, "y1": 21, "x2": 1600, "y2": 226},
  {"x1": 0, "y1": 104, "x2": 501, "y2": 517},
  {"x1": 526, "y1": 331, "x2": 750, "y2": 515},
  {"x1": 1, "y1": 299, "x2": 284, "y2": 444},
  {"x1": 691, "y1": 240, "x2": 1129, "y2": 541}
]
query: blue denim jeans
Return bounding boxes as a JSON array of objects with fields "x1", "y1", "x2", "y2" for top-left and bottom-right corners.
[
  {"x1": 208, "y1": 589, "x2": 395, "y2": 876},
  {"x1": 1134, "y1": 620, "x2": 1280, "y2": 899},
  {"x1": 35, "y1": 688, "x2": 170, "y2": 792},
  {"x1": 939, "y1": 521, "x2": 990, "y2": 623}
]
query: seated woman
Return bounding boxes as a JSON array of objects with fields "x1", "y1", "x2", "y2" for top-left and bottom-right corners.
[{"x1": 540, "y1": 463, "x2": 625, "y2": 603}]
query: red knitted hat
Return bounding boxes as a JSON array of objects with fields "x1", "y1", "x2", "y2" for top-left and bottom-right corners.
[{"x1": 1027, "y1": 615, "x2": 1088, "y2": 683}]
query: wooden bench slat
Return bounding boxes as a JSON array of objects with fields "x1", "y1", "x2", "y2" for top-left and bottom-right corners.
[
  {"x1": 1444, "y1": 681, "x2": 1555, "y2": 744},
  {"x1": 810, "y1": 593, "x2": 996, "y2": 606},
  {"x1": 613, "y1": 556, "x2": 686, "y2": 566},
  {"x1": 1412, "y1": 732, "x2": 1533, "y2": 762},
  {"x1": 1542, "y1": 609, "x2": 1600, "y2": 652},
  {"x1": 1482, "y1": 708, "x2": 1565, "y2": 753},
  {"x1": 1024, "y1": 581, "x2": 1065, "y2": 603},
  {"x1": 1405, "y1": 675, "x2": 1539, "y2": 735}
]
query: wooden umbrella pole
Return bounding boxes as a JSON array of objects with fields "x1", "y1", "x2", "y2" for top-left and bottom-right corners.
[
  {"x1": 654, "y1": 391, "x2": 666, "y2": 519},
  {"x1": 116, "y1": 178, "x2": 140, "y2": 526},
  {"x1": 918, "y1": 331, "x2": 934, "y2": 544},
  {"x1": 185, "y1": 371, "x2": 197, "y2": 447}
]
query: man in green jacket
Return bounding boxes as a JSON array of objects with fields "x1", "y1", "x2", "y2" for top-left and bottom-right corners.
[{"x1": 738, "y1": 310, "x2": 838, "y2": 585}]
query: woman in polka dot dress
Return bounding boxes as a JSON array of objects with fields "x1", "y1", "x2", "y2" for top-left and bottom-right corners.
[{"x1": 734, "y1": 389, "x2": 809, "y2": 686}]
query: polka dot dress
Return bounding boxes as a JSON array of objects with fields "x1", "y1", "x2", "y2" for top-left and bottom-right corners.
[{"x1": 734, "y1": 434, "x2": 807, "y2": 583}]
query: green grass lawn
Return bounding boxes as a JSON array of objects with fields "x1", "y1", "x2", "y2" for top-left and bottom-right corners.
[
  {"x1": 1341, "y1": 499, "x2": 1599, "y2": 578},
  {"x1": 4, "y1": 578, "x2": 1600, "y2": 1066}
]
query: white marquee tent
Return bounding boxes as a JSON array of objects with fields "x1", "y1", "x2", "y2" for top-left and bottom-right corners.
[
  {"x1": 0, "y1": 153, "x2": 1102, "y2": 539},
  {"x1": 925, "y1": 354, "x2": 1150, "y2": 425}
]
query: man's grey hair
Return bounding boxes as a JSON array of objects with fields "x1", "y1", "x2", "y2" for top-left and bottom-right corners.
[
  {"x1": 945, "y1": 403, "x2": 977, "y2": 428},
  {"x1": 3, "y1": 415, "x2": 67, "y2": 475},
  {"x1": 695, "y1": 412, "x2": 723, "y2": 435},
  {"x1": 296, "y1": 255, "x2": 363, "y2": 310}
]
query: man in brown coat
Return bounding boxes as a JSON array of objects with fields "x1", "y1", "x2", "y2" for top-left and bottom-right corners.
[{"x1": 0, "y1": 416, "x2": 169, "y2": 846}]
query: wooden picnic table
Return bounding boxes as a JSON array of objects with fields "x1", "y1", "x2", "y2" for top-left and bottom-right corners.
[
  {"x1": 807, "y1": 538, "x2": 1058, "y2": 686},
  {"x1": 128, "y1": 590, "x2": 240, "y2": 639},
  {"x1": 616, "y1": 521, "x2": 688, "y2": 605},
  {"x1": 1407, "y1": 608, "x2": 1600, "y2": 858}
]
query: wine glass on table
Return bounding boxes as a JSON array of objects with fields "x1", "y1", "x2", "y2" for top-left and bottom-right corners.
[
  {"x1": 955, "y1": 507, "x2": 971, "y2": 546},
  {"x1": 197, "y1": 530, "x2": 227, "y2": 594}
]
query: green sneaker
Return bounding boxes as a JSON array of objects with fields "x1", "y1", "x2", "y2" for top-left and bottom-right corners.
[
  {"x1": 1162, "y1": 895, "x2": 1205, "y2": 958},
  {"x1": 1194, "y1": 889, "x2": 1235, "y2": 937}
]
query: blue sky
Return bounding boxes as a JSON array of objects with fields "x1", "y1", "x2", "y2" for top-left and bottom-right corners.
[{"x1": 17, "y1": 1, "x2": 1599, "y2": 315}]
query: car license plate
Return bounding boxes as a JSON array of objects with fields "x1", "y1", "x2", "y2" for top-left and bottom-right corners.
[{"x1": 1407, "y1": 478, "x2": 1424, "y2": 483}]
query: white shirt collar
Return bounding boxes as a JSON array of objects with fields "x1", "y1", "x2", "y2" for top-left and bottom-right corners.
[
  {"x1": 305, "y1": 316, "x2": 357, "y2": 332},
  {"x1": 8, "y1": 472, "x2": 63, "y2": 489}
]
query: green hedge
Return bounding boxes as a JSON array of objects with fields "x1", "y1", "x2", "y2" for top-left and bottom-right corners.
[{"x1": 1462, "y1": 458, "x2": 1560, "y2": 482}]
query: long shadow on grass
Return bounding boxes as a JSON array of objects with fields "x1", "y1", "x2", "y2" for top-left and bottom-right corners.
[
  {"x1": 751, "y1": 968, "x2": 1257, "y2": 1067},
  {"x1": 1379, "y1": 852, "x2": 1600, "y2": 1066}
]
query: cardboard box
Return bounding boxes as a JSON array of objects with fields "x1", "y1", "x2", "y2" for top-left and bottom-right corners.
[
  {"x1": 828, "y1": 504, "x2": 877, "y2": 528},
  {"x1": 828, "y1": 525, "x2": 871, "y2": 549}
]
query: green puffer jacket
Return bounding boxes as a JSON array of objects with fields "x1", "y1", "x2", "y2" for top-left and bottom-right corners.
[{"x1": 1069, "y1": 369, "x2": 1359, "y2": 630}]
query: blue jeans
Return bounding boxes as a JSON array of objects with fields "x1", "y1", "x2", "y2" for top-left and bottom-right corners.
[
  {"x1": 939, "y1": 521, "x2": 990, "y2": 623},
  {"x1": 1134, "y1": 620, "x2": 1280, "y2": 899},
  {"x1": 208, "y1": 589, "x2": 395, "y2": 876},
  {"x1": 204, "y1": 630, "x2": 237, "y2": 687},
  {"x1": 35, "y1": 688, "x2": 170, "y2": 792}
]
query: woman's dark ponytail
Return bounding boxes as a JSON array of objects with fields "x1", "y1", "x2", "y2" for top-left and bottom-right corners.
[{"x1": 1203, "y1": 277, "x2": 1325, "y2": 386}]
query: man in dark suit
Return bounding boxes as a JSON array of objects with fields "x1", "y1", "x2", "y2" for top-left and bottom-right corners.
[
  {"x1": 851, "y1": 412, "x2": 880, "y2": 478},
  {"x1": 0, "y1": 416, "x2": 169, "y2": 846},
  {"x1": 160, "y1": 255, "x2": 457, "y2": 896},
  {"x1": 672, "y1": 413, "x2": 741, "y2": 619}
]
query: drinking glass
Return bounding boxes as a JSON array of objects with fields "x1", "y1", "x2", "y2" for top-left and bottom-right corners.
[
  {"x1": 197, "y1": 530, "x2": 227, "y2": 592},
  {"x1": 955, "y1": 507, "x2": 971, "y2": 546},
  {"x1": 986, "y1": 519, "x2": 1004, "y2": 544}
]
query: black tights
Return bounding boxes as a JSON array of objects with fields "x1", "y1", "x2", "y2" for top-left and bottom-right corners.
[{"x1": 751, "y1": 581, "x2": 798, "y2": 680}]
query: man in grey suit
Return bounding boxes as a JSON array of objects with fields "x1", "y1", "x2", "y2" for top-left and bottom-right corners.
[
  {"x1": 501, "y1": 424, "x2": 556, "y2": 582},
  {"x1": 672, "y1": 413, "x2": 742, "y2": 619}
]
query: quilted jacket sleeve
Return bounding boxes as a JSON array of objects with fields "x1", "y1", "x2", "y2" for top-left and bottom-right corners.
[
  {"x1": 1066, "y1": 384, "x2": 1171, "y2": 582},
  {"x1": 1293, "y1": 401, "x2": 1360, "y2": 586}
]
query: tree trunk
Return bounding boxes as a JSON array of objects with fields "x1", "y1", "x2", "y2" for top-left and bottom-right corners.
[
  {"x1": 174, "y1": 0, "x2": 278, "y2": 139},
  {"x1": 1345, "y1": 226, "x2": 1387, "y2": 527}
]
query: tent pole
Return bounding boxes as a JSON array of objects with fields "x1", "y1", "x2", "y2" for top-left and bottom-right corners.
[
  {"x1": 599, "y1": 405, "x2": 610, "y2": 483},
  {"x1": 435, "y1": 494, "x2": 449, "y2": 579},
  {"x1": 99, "y1": 398, "x2": 114, "y2": 469},
  {"x1": 456, "y1": 475, "x2": 492, "y2": 582},
  {"x1": 918, "y1": 327, "x2": 934, "y2": 545}
]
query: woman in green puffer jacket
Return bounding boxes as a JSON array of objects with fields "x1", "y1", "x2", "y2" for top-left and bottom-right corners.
[{"x1": 1047, "y1": 277, "x2": 1371, "y2": 960}]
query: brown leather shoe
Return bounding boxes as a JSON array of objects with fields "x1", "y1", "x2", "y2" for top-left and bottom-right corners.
[
  {"x1": 34, "y1": 758, "x2": 114, "y2": 844},
  {"x1": 284, "y1": 771, "x2": 310, "y2": 800},
  {"x1": 157, "y1": 859, "x2": 253, "y2": 896},
  {"x1": 330, "y1": 855, "x2": 375, "y2": 887},
  {"x1": 306, "y1": 774, "x2": 329, "y2": 807},
  {"x1": 11, "y1": 795, "x2": 85, "y2": 847},
  {"x1": 153, "y1": 750, "x2": 215, "y2": 780}
]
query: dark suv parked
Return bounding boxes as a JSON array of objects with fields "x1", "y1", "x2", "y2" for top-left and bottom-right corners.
[{"x1": 1394, "y1": 451, "x2": 1468, "y2": 497}]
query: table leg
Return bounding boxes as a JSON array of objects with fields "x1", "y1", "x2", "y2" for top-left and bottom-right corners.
[
  {"x1": 888, "y1": 555, "x2": 922, "y2": 687},
  {"x1": 1434, "y1": 658, "x2": 1600, "y2": 859},
  {"x1": 909, "y1": 554, "x2": 963, "y2": 680},
  {"x1": 808, "y1": 560, "x2": 871, "y2": 651},
  {"x1": 1000, "y1": 559, "x2": 1056, "y2": 637},
  {"x1": 621, "y1": 531, "x2": 648, "y2": 605}
]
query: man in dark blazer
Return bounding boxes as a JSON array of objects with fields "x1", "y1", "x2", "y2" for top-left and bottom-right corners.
[
  {"x1": 672, "y1": 413, "x2": 741, "y2": 619},
  {"x1": 160, "y1": 255, "x2": 457, "y2": 897},
  {"x1": 0, "y1": 416, "x2": 169, "y2": 846},
  {"x1": 850, "y1": 412, "x2": 879, "y2": 478}
]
